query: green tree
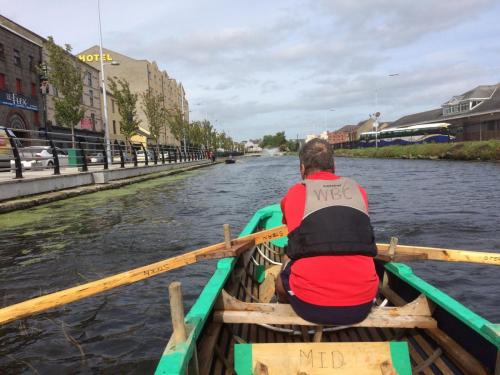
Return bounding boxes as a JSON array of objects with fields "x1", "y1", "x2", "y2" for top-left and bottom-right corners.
[
  {"x1": 141, "y1": 89, "x2": 167, "y2": 149},
  {"x1": 45, "y1": 36, "x2": 84, "y2": 147},
  {"x1": 200, "y1": 120, "x2": 213, "y2": 149},
  {"x1": 287, "y1": 139, "x2": 300, "y2": 152},
  {"x1": 108, "y1": 77, "x2": 140, "y2": 146},
  {"x1": 260, "y1": 131, "x2": 287, "y2": 148},
  {"x1": 166, "y1": 107, "x2": 187, "y2": 143}
]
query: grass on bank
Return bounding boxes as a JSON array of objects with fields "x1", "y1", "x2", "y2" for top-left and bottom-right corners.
[{"x1": 333, "y1": 140, "x2": 500, "y2": 161}]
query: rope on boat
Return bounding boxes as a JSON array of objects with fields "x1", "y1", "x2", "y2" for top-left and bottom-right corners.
[
  {"x1": 250, "y1": 256, "x2": 260, "y2": 266},
  {"x1": 256, "y1": 323, "x2": 351, "y2": 335},
  {"x1": 261, "y1": 241, "x2": 283, "y2": 255},
  {"x1": 256, "y1": 245, "x2": 283, "y2": 265}
]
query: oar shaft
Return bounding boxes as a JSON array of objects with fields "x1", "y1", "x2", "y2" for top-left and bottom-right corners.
[
  {"x1": 377, "y1": 244, "x2": 500, "y2": 266},
  {"x1": 0, "y1": 226, "x2": 287, "y2": 326}
]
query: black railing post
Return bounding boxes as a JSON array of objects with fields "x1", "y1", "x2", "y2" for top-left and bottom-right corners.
[
  {"x1": 78, "y1": 139, "x2": 88, "y2": 172},
  {"x1": 115, "y1": 140, "x2": 125, "y2": 168},
  {"x1": 49, "y1": 139, "x2": 60, "y2": 175},
  {"x1": 7, "y1": 130, "x2": 23, "y2": 179},
  {"x1": 141, "y1": 144, "x2": 149, "y2": 166},
  {"x1": 43, "y1": 129, "x2": 60, "y2": 175},
  {"x1": 160, "y1": 145, "x2": 165, "y2": 164},
  {"x1": 152, "y1": 146, "x2": 158, "y2": 165},
  {"x1": 130, "y1": 142, "x2": 138, "y2": 167},
  {"x1": 101, "y1": 139, "x2": 108, "y2": 170}
]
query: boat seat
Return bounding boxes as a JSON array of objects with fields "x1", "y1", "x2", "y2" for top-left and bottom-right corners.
[
  {"x1": 213, "y1": 290, "x2": 437, "y2": 329},
  {"x1": 234, "y1": 341, "x2": 412, "y2": 375}
]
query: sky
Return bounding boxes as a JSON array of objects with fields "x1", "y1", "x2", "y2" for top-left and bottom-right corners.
[{"x1": 2, "y1": 0, "x2": 500, "y2": 141}]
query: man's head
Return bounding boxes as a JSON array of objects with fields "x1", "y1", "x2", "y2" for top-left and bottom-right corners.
[{"x1": 299, "y1": 138, "x2": 334, "y2": 178}]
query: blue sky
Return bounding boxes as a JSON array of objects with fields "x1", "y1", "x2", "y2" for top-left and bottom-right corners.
[{"x1": 2, "y1": 0, "x2": 500, "y2": 140}]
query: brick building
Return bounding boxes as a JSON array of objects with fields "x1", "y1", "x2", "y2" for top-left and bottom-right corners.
[
  {"x1": 0, "y1": 15, "x2": 104, "y2": 143},
  {"x1": 0, "y1": 24, "x2": 42, "y2": 141}
]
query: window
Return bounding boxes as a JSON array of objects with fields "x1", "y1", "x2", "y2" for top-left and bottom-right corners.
[
  {"x1": 16, "y1": 79, "x2": 22, "y2": 94},
  {"x1": 0, "y1": 43, "x2": 5, "y2": 60},
  {"x1": 29, "y1": 55, "x2": 34, "y2": 72},
  {"x1": 13, "y1": 49, "x2": 21, "y2": 66},
  {"x1": 0, "y1": 73, "x2": 5, "y2": 90},
  {"x1": 112, "y1": 120, "x2": 116, "y2": 134},
  {"x1": 87, "y1": 71, "x2": 92, "y2": 87},
  {"x1": 90, "y1": 113, "x2": 96, "y2": 131},
  {"x1": 111, "y1": 99, "x2": 115, "y2": 113},
  {"x1": 89, "y1": 90, "x2": 94, "y2": 107},
  {"x1": 31, "y1": 82, "x2": 37, "y2": 97}
]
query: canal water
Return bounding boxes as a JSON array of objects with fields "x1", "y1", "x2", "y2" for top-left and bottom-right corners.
[{"x1": 0, "y1": 156, "x2": 499, "y2": 374}]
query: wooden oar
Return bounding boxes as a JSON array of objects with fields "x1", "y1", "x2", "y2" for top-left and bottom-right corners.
[
  {"x1": 377, "y1": 242, "x2": 500, "y2": 266},
  {"x1": 0, "y1": 225, "x2": 288, "y2": 326}
]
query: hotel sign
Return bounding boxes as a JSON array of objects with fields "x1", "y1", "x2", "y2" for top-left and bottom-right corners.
[
  {"x1": 78, "y1": 53, "x2": 113, "y2": 63},
  {"x1": 0, "y1": 91, "x2": 38, "y2": 111}
]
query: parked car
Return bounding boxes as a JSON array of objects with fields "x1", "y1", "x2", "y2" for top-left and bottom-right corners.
[
  {"x1": 88, "y1": 152, "x2": 104, "y2": 163},
  {"x1": 10, "y1": 146, "x2": 69, "y2": 170},
  {"x1": 136, "y1": 150, "x2": 154, "y2": 162},
  {"x1": 0, "y1": 126, "x2": 21, "y2": 172}
]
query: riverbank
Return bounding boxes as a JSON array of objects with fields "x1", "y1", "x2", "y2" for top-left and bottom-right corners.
[
  {"x1": 334, "y1": 140, "x2": 500, "y2": 161},
  {"x1": 0, "y1": 161, "x2": 218, "y2": 213}
]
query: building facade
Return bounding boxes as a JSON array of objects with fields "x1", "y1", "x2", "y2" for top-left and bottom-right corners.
[
  {"x1": 0, "y1": 24, "x2": 42, "y2": 142},
  {"x1": 390, "y1": 84, "x2": 500, "y2": 142},
  {"x1": 79, "y1": 46, "x2": 188, "y2": 146},
  {"x1": 0, "y1": 15, "x2": 103, "y2": 142}
]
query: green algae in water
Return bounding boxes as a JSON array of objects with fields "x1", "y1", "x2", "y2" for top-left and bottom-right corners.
[{"x1": 0, "y1": 168, "x2": 206, "y2": 230}]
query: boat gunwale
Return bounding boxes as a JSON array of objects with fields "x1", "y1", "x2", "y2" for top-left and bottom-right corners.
[
  {"x1": 154, "y1": 204, "x2": 499, "y2": 374},
  {"x1": 154, "y1": 205, "x2": 278, "y2": 374}
]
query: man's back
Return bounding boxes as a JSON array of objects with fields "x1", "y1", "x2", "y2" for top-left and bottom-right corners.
[{"x1": 281, "y1": 170, "x2": 379, "y2": 307}]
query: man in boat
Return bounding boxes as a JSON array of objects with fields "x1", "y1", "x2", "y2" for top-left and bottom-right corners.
[{"x1": 275, "y1": 138, "x2": 379, "y2": 325}]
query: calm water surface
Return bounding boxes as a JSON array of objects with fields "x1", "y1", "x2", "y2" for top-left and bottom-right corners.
[{"x1": 0, "y1": 156, "x2": 499, "y2": 374}]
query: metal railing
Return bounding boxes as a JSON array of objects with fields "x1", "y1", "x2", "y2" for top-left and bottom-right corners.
[{"x1": 0, "y1": 127, "x2": 210, "y2": 179}]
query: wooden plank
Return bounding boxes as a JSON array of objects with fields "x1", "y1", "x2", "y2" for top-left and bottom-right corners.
[
  {"x1": 214, "y1": 291, "x2": 436, "y2": 328},
  {"x1": 381, "y1": 286, "x2": 489, "y2": 375},
  {"x1": 214, "y1": 308, "x2": 436, "y2": 328},
  {"x1": 234, "y1": 342, "x2": 412, "y2": 375},
  {"x1": 198, "y1": 322, "x2": 223, "y2": 375}
]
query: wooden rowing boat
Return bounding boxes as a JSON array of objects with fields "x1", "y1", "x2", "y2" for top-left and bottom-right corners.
[{"x1": 155, "y1": 204, "x2": 499, "y2": 374}]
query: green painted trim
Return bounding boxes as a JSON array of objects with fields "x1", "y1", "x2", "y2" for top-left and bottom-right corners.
[
  {"x1": 254, "y1": 265, "x2": 266, "y2": 284},
  {"x1": 234, "y1": 344, "x2": 253, "y2": 375},
  {"x1": 385, "y1": 262, "x2": 497, "y2": 348},
  {"x1": 154, "y1": 205, "x2": 281, "y2": 374},
  {"x1": 389, "y1": 342, "x2": 412, "y2": 375}
]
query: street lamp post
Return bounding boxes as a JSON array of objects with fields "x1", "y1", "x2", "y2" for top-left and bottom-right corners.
[
  {"x1": 98, "y1": 0, "x2": 113, "y2": 166},
  {"x1": 324, "y1": 108, "x2": 335, "y2": 132}
]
